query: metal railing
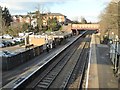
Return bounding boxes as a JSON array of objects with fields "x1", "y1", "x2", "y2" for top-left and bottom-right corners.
[{"x1": 109, "y1": 40, "x2": 120, "y2": 76}]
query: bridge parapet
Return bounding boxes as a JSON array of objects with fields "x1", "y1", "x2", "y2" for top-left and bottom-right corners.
[{"x1": 72, "y1": 24, "x2": 100, "y2": 30}]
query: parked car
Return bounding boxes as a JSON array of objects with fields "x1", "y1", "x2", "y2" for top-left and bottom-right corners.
[
  {"x1": 0, "y1": 50, "x2": 16, "y2": 57},
  {"x1": 7, "y1": 40, "x2": 16, "y2": 45},
  {"x1": 2, "y1": 40, "x2": 12, "y2": 47},
  {"x1": 13, "y1": 38, "x2": 23, "y2": 42},
  {"x1": 0, "y1": 43, "x2": 4, "y2": 48},
  {"x1": 0, "y1": 36, "x2": 3, "y2": 39},
  {"x1": 3, "y1": 34, "x2": 13, "y2": 39}
]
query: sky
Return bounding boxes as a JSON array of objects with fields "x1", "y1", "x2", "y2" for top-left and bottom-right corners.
[{"x1": 0, "y1": 0, "x2": 112, "y2": 22}]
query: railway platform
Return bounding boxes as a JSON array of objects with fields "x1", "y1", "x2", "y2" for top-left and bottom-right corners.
[
  {"x1": 87, "y1": 34, "x2": 119, "y2": 89},
  {"x1": 2, "y1": 35, "x2": 77, "y2": 88}
]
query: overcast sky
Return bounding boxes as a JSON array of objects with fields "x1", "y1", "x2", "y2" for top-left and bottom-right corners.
[{"x1": 0, "y1": 0, "x2": 111, "y2": 22}]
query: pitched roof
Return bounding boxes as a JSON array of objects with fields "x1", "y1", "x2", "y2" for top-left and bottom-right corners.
[{"x1": 45, "y1": 13, "x2": 66, "y2": 17}]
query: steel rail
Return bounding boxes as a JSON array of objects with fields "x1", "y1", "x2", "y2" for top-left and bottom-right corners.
[{"x1": 60, "y1": 36, "x2": 90, "y2": 89}]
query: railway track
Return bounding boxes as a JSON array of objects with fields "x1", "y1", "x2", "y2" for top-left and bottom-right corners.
[
  {"x1": 64, "y1": 35, "x2": 90, "y2": 89},
  {"x1": 50, "y1": 35, "x2": 91, "y2": 89},
  {"x1": 24, "y1": 34, "x2": 85, "y2": 89},
  {"x1": 2, "y1": 31, "x2": 94, "y2": 89},
  {"x1": 23, "y1": 34, "x2": 91, "y2": 89}
]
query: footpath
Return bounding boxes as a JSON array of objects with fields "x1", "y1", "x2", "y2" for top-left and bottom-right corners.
[{"x1": 86, "y1": 34, "x2": 119, "y2": 89}]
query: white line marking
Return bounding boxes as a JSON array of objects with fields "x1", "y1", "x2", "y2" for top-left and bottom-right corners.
[{"x1": 85, "y1": 34, "x2": 93, "y2": 89}]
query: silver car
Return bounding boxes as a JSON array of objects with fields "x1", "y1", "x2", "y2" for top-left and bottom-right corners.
[{"x1": 0, "y1": 43, "x2": 4, "y2": 48}]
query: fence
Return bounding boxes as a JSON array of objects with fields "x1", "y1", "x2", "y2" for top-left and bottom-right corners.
[
  {"x1": 2, "y1": 45, "x2": 43, "y2": 71},
  {"x1": 109, "y1": 41, "x2": 120, "y2": 76}
]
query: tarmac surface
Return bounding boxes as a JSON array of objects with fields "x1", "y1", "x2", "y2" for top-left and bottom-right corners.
[{"x1": 87, "y1": 34, "x2": 118, "y2": 89}]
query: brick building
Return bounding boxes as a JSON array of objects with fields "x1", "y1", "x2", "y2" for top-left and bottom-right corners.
[
  {"x1": 12, "y1": 15, "x2": 30, "y2": 23},
  {"x1": 12, "y1": 12, "x2": 67, "y2": 27},
  {"x1": 42, "y1": 13, "x2": 67, "y2": 25}
]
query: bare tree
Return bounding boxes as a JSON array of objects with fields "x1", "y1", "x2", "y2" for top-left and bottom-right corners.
[
  {"x1": 99, "y1": 1, "x2": 119, "y2": 40},
  {"x1": 118, "y1": 1, "x2": 120, "y2": 39},
  {"x1": 35, "y1": 4, "x2": 48, "y2": 34},
  {"x1": 0, "y1": 6, "x2": 2, "y2": 35}
]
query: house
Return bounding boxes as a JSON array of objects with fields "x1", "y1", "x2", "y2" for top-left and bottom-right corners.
[
  {"x1": 42, "y1": 13, "x2": 67, "y2": 25},
  {"x1": 11, "y1": 12, "x2": 68, "y2": 29},
  {"x1": 27, "y1": 12, "x2": 67, "y2": 26},
  {"x1": 12, "y1": 15, "x2": 30, "y2": 23}
]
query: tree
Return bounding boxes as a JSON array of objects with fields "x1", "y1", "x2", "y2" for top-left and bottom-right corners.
[
  {"x1": 9, "y1": 22, "x2": 22, "y2": 36},
  {"x1": 2, "y1": 7, "x2": 13, "y2": 35},
  {"x1": 35, "y1": 4, "x2": 48, "y2": 34},
  {"x1": 2, "y1": 7, "x2": 12, "y2": 27},
  {"x1": 0, "y1": 6, "x2": 2, "y2": 35},
  {"x1": 22, "y1": 23, "x2": 29, "y2": 32},
  {"x1": 118, "y1": 1, "x2": 120, "y2": 39},
  {"x1": 36, "y1": 10, "x2": 43, "y2": 33},
  {"x1": 9, "y1": 22, "x2": 29, "y2": 36},
  {"x1": 99, "y1": 1, "x2": 119, "y2": 40},
  {"x1": 47, "y1": 17, "x2": 60, "y2": 31}
]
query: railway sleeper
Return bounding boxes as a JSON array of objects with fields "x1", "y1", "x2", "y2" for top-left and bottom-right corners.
[
  {"x1": 42, "y1": 80, "x2": 51, "y2": 83},
  {"x1": 37, "y1": 84, "x2": 48, "y2": 89},
  {"x1": 46, "y1": 74, "x2": 55, "y2": 77},
  {"x1": 39, "y1": 82, "x2": 50, "y2": 85},
  {"x1": 44, "y1": 77, "x2": 54, "y2": 80},
  {"x1": 37, "y1": 84, "x2": 49, "y2": 89}
]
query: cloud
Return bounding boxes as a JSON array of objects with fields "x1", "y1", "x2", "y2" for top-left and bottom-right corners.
[
  {"x1": 0, "y1": 0, "x2": 68, "y2": 10},
  {"x1": 1, "y1": 0, "x2": 69, "y2": 3},
  {"x1": 0, "y1": 2, "x2": 24, "y2": 10},
  {"x1": 1, "y1": 0, "x2": 112, "y2": 3},
  {"x1": 0, "y1": 0, "x2": 111, "y2": 10},
  {"x1": 0, "y1": 0, "x2": 112, "y2": 22}
]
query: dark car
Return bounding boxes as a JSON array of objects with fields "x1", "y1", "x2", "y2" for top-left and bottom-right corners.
[
  {"x1": 0, "y1": 50, "x2": 16, "y2": 57},
  {"x1": 2, "y1": 40, "x2": 12, "y2": 47}
]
